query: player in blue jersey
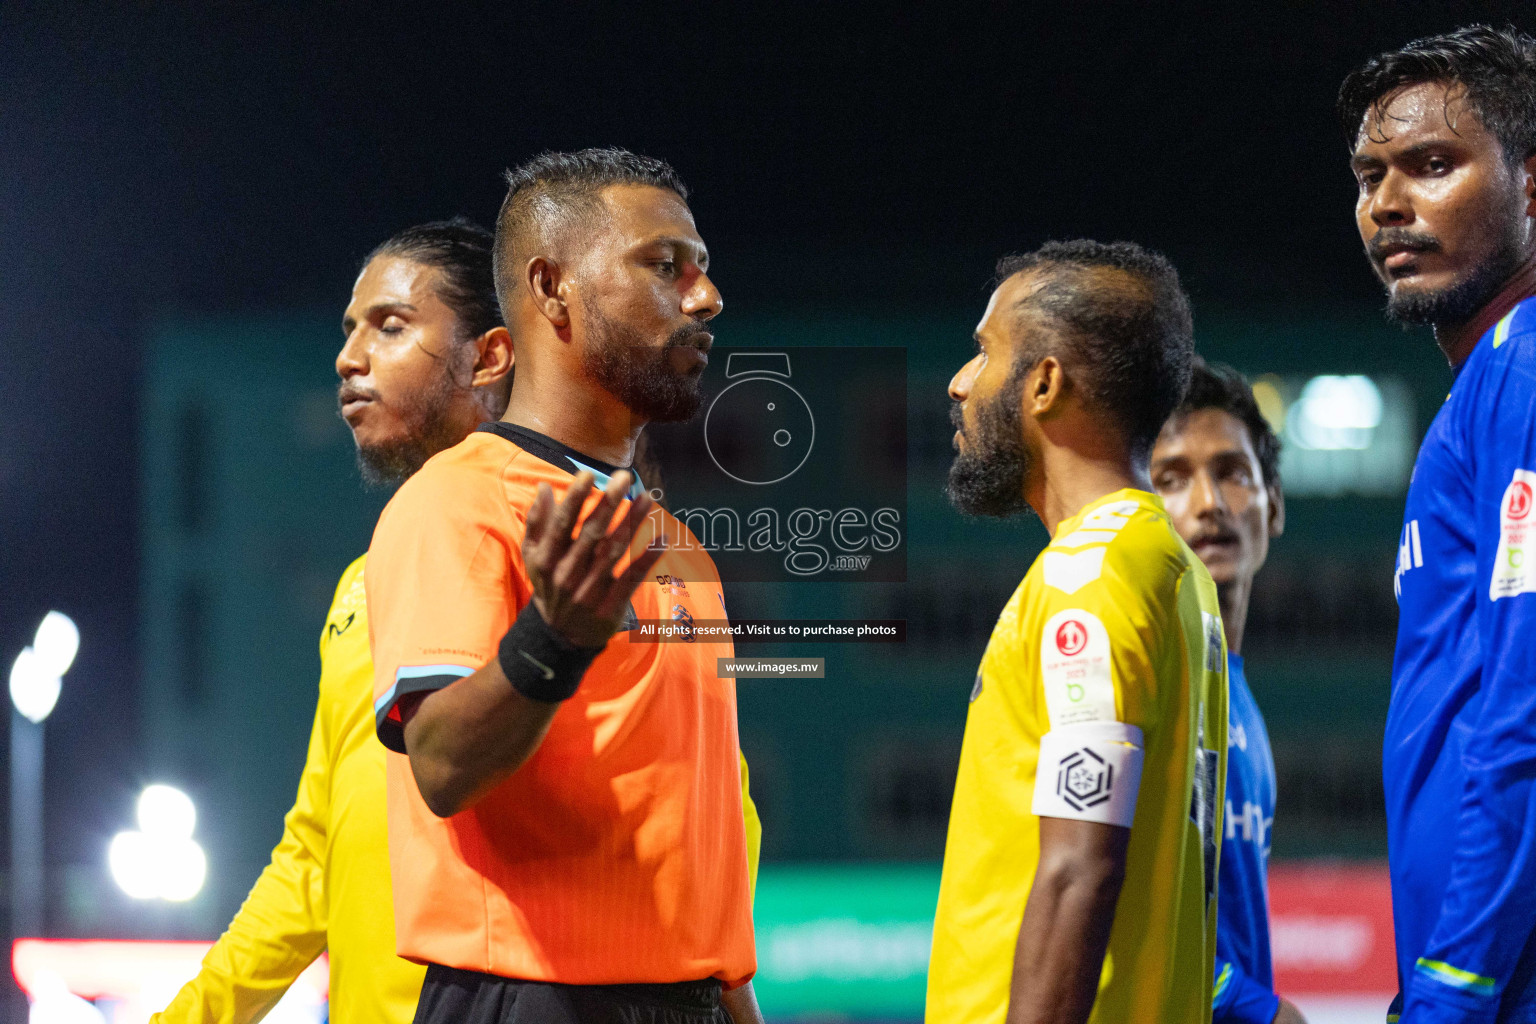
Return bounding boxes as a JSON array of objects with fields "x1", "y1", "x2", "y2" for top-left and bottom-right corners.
[
  {"x1": 1152, "y1": 361, "x2": 1305, "y2": 1024},
  {"x1": 1339, "y1": 24, "x2": 1536, "y2": 1024}
]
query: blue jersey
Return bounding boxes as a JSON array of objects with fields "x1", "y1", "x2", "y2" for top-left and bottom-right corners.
[
  {"x1": 1388, "y1": 297, "x2": 1536, "y2": 1023},
  {"x1": 1213, "y1": 654, "x2": 1281, "y2": 1024}
]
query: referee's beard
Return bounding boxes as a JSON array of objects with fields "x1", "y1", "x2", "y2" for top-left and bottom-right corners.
[
  {"x1": 946, "y1": 373, "x2": 1031, "y2": 519},
  {"x1": 580, "y1": 294, "x2": 710, "y2": 425}
]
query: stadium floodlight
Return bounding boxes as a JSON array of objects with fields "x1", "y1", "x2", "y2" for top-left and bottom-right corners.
[
  {"x1": 107, "y1": 832, "x2": 161, "y2": 901},
  {"x1": 9, "y1": 647, "x2": 62, "y2": 725},
  {"x1": 137, "y1": 784, "x2": 197, "y2": 839},
  {"x1": 109, "y1": 784, "x2": 207, "y2": 903},
  {"x1": 31, "y1": 612, "x2": 79, "y2": 679},
  {"x1": 1290, "y1": 375, "x2": 1384, "y2": 451},
  {"x1": 9, "y1": 610, "x2": 77, "y2": 724},
  {"x1": 10, "y1": 610, "x2": 79, "y2": 941}
]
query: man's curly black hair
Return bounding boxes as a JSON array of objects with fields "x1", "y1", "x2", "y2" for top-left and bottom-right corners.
[{"x1": 1338, "y1": 24, "x2": 1536, "y2": 166}]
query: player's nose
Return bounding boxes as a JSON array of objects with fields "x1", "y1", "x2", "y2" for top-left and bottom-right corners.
[
  {"x1": 1368, "y1": 168, "x2": 1414, "y2": 227},
  {"x1": 949, "y1": 354, "x2": 980, "y2": 401},
  {"x1": 1190, "y1": 470, "x2": 1225, "y2": 516},
  {"x1": 684, "y1": 271, "x2": 723, "y2": 322},
  {"x1": 336, "y1": 330, "x2": 368, "y2": 380}
]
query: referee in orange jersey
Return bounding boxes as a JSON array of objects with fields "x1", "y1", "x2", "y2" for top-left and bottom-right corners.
[{"x1": 366, "y1": 148, "x2": 762, "y2": 1024}]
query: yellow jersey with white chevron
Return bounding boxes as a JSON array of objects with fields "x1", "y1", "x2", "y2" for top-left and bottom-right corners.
[{"x1": 927, "y1": 488, "x2": 1228, "y2": 1024}]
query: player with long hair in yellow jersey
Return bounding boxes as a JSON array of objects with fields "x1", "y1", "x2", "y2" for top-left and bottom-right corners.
[
  {"x1": 150, "y1": 218, "x2": 763, "y2": 1024},
  {"x1": 928, "y1": 240, "x2": 1227, "y2": 1024}
]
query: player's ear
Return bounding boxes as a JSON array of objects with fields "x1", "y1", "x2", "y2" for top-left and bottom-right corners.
[
  {"x1": 1028, "y1": 356, "x2": 1066, "y2": 416},
  {"x1": 1524, "y1": 151, "x2": 1536, "y2": 219},
  {"x1": 1267, "y1": 481, "x2": 1285, "y2": 538},
  {"x1": 525, "y1": 256, "x2": 570, "y2": 330},
  {"x1": 471, "y1": 325, "x2": 514, "y2": 390}
]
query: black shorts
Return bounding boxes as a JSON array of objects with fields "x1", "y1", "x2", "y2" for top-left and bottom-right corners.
[{"x1": 413, "y1": 964, "x2": 734, "y2": 1024}]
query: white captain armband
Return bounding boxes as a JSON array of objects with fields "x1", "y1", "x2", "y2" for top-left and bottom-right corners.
[{"x1": 1032, "y1": 721, "x2": 1144, "y2": 828}]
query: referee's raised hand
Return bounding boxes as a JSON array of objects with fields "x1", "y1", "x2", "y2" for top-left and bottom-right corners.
[{"x1": 524, "y1": 469, "x2": 668, "y2": 649}]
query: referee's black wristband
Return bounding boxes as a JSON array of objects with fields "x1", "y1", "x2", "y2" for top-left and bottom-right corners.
[{"x1": 497, "y1": 601, "x2": 605, "y2": 704}]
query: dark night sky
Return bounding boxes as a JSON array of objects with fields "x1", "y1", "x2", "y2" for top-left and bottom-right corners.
[{"x1": 1, "y1": 0, "x2": 1529, "y2": 866}]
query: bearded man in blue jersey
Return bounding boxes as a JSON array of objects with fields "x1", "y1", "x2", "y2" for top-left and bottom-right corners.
[
  {"x1": 1152, "y1": 362, "x2": 1304, "y2": 1024},
  {"x1": 1340, "y1": 24, "x2": 1536, "y2": 1024}
]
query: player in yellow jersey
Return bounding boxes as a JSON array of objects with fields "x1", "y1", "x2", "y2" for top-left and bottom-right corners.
[
  {"x1": 928, "y1": 239, "x2": 1227, "y2": 1024},
  {"x1": 151, "y1": 218, "x2": 765, "y2": 1024}
]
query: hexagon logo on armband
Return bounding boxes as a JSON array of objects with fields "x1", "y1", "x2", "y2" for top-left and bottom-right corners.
[{"x1": 1057, "y1": 748, "x2": 1114, "y2": 810}]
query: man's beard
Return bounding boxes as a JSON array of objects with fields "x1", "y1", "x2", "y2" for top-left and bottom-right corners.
[
  {"x1": 581, "y1": 298, "x2": 710, "y2": 424},
  {"x1": 342, "y1": 368, "x2": 466, "y2": 488},
  {"x1": 1375, "y1": 201, "x2": 1528, "y2": 327},
  {"x1": 945, "y1": 368, "x2": 1032, "y2": 518}
]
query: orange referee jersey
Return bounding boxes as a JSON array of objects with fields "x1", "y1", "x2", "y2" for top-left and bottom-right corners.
[{"x1": 366, "y1": 423, "x2": 756, "y2": 989}]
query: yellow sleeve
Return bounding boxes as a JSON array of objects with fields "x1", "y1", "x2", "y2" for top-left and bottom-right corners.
[
  {"x1": 1033, "y1": 535, "x2": 1175, "y2": 736},
  {"x1": 739, "y1": 751, "x2": 761, "y2": 903},
  {"x1": 150, "y1": 572, "x2": 348, "y2": 1024}
]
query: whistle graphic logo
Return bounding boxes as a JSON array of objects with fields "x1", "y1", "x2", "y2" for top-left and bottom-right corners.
[{"x1": 704, "y1": 352, "x2": 816, "y2": 485}]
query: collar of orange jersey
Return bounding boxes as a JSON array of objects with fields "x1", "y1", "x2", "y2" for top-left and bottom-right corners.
[{"x1": 477, "y1": 422, "x2": 647, "y2": 499}]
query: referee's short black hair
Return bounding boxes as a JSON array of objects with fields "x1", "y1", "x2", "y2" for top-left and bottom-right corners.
[
  {"x1": 493, "y1": 147, "x2": 689, "y2": 314},
  {"x1": 995, "y1": 239, "x2": 1194, "y2": 465},
  {"x1": 1338, "y1": 24, "x2": 1536, "y2": 165},
  {"x1": 1167, "y1": 359, "x2": 1282, "y2": 489}
]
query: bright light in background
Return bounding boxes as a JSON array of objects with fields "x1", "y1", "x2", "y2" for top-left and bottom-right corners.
[
  {"x1": 1247, "y1": 373, "x2": 1415, "y2": 498},
  {"x1": 25, "y1": 970, "x2": 105, "y2": 1024},
  {"x1": 12, "y1": 940, "x2": 330, "y2": 1024},
  {"x1": 137, "y1": 783, "x2": 196, "y2": 838},
  {"x1": 109, "y1": 785, "x2": 206, "y2": 902},
  {"x1": 1289, "y1": 375, "x2": 1384, "y2": 451},
  {"x1": 10, "y1": 648, "x2": 62, "y2": 724},
  {"x1": 9, "y1": 610, "x2": 78, "y2": 724},
  {"x1": 32, "y1": 611, "x2": 80, "y2": 677},
  {"x1": 1250, "y1": 375, "x2": 1287, "y2": 435}
]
